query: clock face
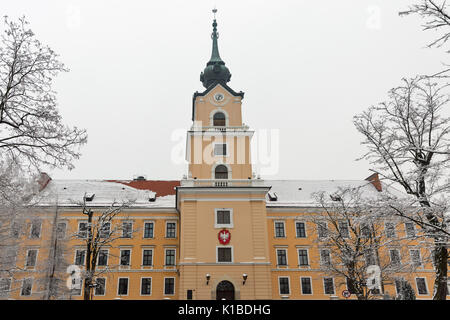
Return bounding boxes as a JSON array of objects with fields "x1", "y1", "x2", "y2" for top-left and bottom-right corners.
[{"x1": 214, "y1": 93, "x2": 224, "y2": 102}]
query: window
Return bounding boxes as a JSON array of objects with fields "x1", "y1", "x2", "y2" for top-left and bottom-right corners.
[
  {"x1": 405, "y1": 222, "x2": 415, "y2": 238},
  {"x1": 317, "y1": 222, "x2": 328, "y2": 239},
  {"x1": 298, "y1": 249, "x2": 309, "y2": 266},
  {"x1": 100, "y1": 222, "x2": 111, "y2": 238},
  {"x1": 338, "y1": 221, "x2": 350, "y2": 238},
  {"x1": 122, "y1": 221, "x2": 133, "y2": 238},
  {"x1": 274, "y1": 221, "x2": 285, "y2": 238},
  {"x1": 165, "y1": 249, "x2": 176, "y2": 266},
  {"x1": 166, "y1": 222, "x2": 176, "y2": 238},
  {"x1": 213, "y1": 112, "x2": 226, "y2": 126},
  {"x1": 144, "y1": 222, "x2": 154, "y2": 239},
  {"x1": 385, "y1": 222, "x2": 396, "y2": 238},
  {"x1": 75, "y1": 250, "x2": 86, "y2": 266},
  {"x1": 296, "y1": 222, "x2": 306, "y2": 238},
  {"x1": 216, "y1": 209, "x2": 232, "y2": 227},
  {"x1": 56, "y1": 222, "x2": 66, "y2": 239},
  {"x1": 187, "y1": 289, "x2": 193, "y2": 300},
  {"x1": 364, "y1": 249, "x2": 376, "y2": 266},
  {"x1": 94, "y1": 278, "x2": 106, "y2": 296},
  {"x1": 10, "y1": 221, "x2": 20, "y2": 238},
  {"x1": 394, "y1": 278, "x2": 402, "y2": 295},
  {"x1": 98, "y1": 250, "x2": 108, "y2": 266},
  {"x1": 164, "y1": 278, "x2": 175, "y2": 295},
  {"x1": 416, "y1": 278, "x2": 428, "y2": 295},
  {"x1": 361, "y1": 223, "x2": 371, "y2": 238},
  {"x1": 141, "y1": 278, "x2": 152, "y2": 295},
  {"x1": 214, "y1": 165, "x2": 228, "y2": 179},
  {"x1": 21, "y1": 278, "x2": 32, "y2": 296},
  {"x1": 389, "y1": 249, "x2": 401, "y2": 266},
  {"x1": 323, "y1": 278, "x2": 335, "y2": 295},
  {"x1": 142, "y1": 249, "x2": 153, "y2": 266},
  {"x1": 320, "y1": 249, "x2": 331, "y2": 266},
  {"x1": 276, "y1": 249, "x2": 287, "y2": 266},
  {"x1": 71, "y1": 279, "x2": 83, "y2": 296},
  {"x1": 346, "y1": 278, "x2": 357, "y2": 294},
  {"x1": 30, "y1": 220, "x2": 41, "y2": 239},
  {"x1": 217, "y1": 247, "x2": 232, "y2": 263},
  {"x1": 120, "y1": 249, "x2": 131, "y2": 266},
  {"x1": 26, "y1": 249, "x2": 37, "y2": 268},
  {"x1": 214, "y1": 144, "x2": 227, "y2": 156},
  {"x1": 279, "y1": 277, "x2": 290, "y2": 295},
  {"x1": 0, "y1": 278, "x2": 11, "y2": 297},
  {"x1": 117, "y1": 278, "x2": 128, "y2": 296},
  {"x1": 301, "y1": 277, "x2": 312, "y2": 295},
  {"x1": 78, "y1": 222, "x2": 88, "y2": 238},
  {"x1": 410, "y1": 249, "x2": 421, "y2": 267}
]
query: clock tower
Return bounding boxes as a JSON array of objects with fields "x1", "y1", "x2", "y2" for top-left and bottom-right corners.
[{"x1": 176, "y1": 10, "x2": 272, "y2": 300}]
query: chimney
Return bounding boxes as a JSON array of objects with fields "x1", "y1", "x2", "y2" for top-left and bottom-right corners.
[
  {"x1": 365, "y1": 173, "x2": 382, "y2": 192},
  {"x1": 37, "y1": 172, "x2": 52, "y2": 191}
]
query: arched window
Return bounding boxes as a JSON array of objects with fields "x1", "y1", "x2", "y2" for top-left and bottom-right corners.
[
  {"x1": 213, "y1": 112, "x2": 226, "y2": 126},
  {"x1": 215, "y1": 165, "x2": 228, "y2": 179}
]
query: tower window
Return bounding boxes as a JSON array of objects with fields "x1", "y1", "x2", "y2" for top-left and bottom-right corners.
[
  {"x1": 215, "y1": 165, "x2": 228, "y2": 179},
  {"x1": 214, "y1": 144, "x2": 227, "y2": 156},
  {"x1": 213, "y1": 112, "x2": 226, "y2": 126}
]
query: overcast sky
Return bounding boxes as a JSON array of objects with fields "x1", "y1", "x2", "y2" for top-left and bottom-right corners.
[{"x1": 4, "y1": 0, "x2": 450, "y2": 181}]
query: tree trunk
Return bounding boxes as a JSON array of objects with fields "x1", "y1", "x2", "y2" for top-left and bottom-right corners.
[{"x1": 433, "y1": 244, "x2": 448, "y2": 300}]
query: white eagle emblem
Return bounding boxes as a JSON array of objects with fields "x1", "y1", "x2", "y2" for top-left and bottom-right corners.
[{"x1": 219, "y1": 230, "x2": 230, "y2": 244}]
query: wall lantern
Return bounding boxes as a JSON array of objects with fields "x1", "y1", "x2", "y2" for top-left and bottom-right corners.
[
  {"x1": 206, "y1": 274, "x2": 211, "y2": 285},
  {"x1": 242, "y1": 274, "x2": 248, "y2": 285}
]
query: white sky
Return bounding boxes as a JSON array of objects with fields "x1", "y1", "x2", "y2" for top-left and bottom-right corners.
[{"x1": 4, "y1": 0, "x2": 450, "y2": 181}]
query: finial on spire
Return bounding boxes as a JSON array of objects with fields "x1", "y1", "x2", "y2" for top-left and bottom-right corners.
[{"x1": 212, "y1": 7, "x2": 217, "y2": 20}]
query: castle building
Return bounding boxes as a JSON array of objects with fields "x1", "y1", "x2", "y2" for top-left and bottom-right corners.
[{"x1": 0, "y1": 15, "x2": 441, "y2": 300}]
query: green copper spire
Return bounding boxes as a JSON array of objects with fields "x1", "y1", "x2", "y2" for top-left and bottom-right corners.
[{"x1": 200, "y1": 9, "x2": 231, "y2": 88}]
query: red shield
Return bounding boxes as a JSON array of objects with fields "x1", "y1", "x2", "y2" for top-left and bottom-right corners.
[{"x1": 218, "y1": 229, "x2": 231, "y2": 245}]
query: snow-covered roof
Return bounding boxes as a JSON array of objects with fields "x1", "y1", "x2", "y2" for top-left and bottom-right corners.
[
  {"x1": 35, "y1": 180, "x2": 176, "y2": 208},
  {"x1": 265, "y1": 180, "x2": 405, "y2": 207}
]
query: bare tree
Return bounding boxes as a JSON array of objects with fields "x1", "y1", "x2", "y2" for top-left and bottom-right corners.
[
  {"x1": 312, "y1": 187, "x2": 412, "y2": 300},
  {"x1": 0, "y1": 16, "x2": 87, "y2": 172},
  {"x1": 75, "y1": 196, "x2": 132, "y2": 300},
  {"x1": 354, "y1": 76, "x2": 450, "y2": 299}
]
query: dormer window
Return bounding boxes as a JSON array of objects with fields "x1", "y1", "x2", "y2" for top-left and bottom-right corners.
[
  {"x1": 215, "y1": 165, "x2": 228, "y2": 179},
  {"x1": 84, "y1": 193, "x2": 95, "y2": 202},
  {"x1": 213, "y1": 112, "x2": 226, "y2": 126}
]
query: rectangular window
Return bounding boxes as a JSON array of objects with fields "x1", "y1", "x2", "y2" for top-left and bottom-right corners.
[
  {"x1": 56, "y1": 222, "x2": 66, "y2": 239},
  {"x1": 165, "y1": 249, "x2": 176, "y2": 266},
  {"x1": 361, "y1": 223, "x2": 371, "y2": 238},
  {"x1": 0, "y1": 278, "x2": 11, "y2": 297},
  {"x1": 187, "y1": 289, "x2": 193, "y2": 300},
  {"x1": 144, "y1": 222, "x2": 154, "y2": 239},
  {"x1": 317, "y1": 222, "x2": 328, "y2": 239},
  {"x1": 274, "y1": 221, "x2": 285, "y2": 238},
  {"x1": 30, "y1": 220, "x2": 41, "y2": 239},
  {"x1": 166, "y1": 222, "x2": 176, "y2": 238},
  {"x1": 410, "y1": 249, "x2": 421, "y2": 267},
  {"x1": 26, "y1": 249, "x2": 37, "y2": 268},
  {"x1": 323, "y1": 278, "x2": 335, "y2": 295},
  {"x1": 416, "y1": 278, "x2": 428, "y2": 295},
  {"x1": 75, "y1": 250, "x2": 86, "y2": 266},
  {"x1": 71, "y1": 279, "x2": 83, "y2": 296},
  {"x1": 164, "y1": 278, "x2": 175, "y2": 295},
  {"x1": 277, "y1": 249, "x2": 287, "y2": 266},
  {"x1": 301, "y1": 277, "x2": 312, "y2": 294},
  {"x1": 389, "y1": 249, "x2": 401, "y2": 266},
  {"x1": 98, "y1": 250, "x2": 108, "y2": 266},
  {"x1": 298, "y1": 249, "x2": 309, "y2": 266},
  {"x1": 122, "y1": 221, "x2": 133, "y2": 238},
  {"x1": 141, "y1": 278, "x2": 152, "y2": 295},
  {"x1": 142, "y1": 249, "x2": 153, "y2": 266},
  {"x1": 320, "y1": 249, "x2": 331, "y2": 266},
  {"x1": 21, "y1": 278, "x2": 32, "y2": 296},
  {"x1": 217, "y1": 247, "x2": 232, "y2": 263},
  {"x1": 94, "y1": 278, "x2": 106, "y2": 296},
  {"x1": 405, "y1": 222, "x2": 416, "y2": 238},
  {"x1": 394, "y1": 278, "x2": 402, "y2": 295},
  {"x1": 296, "y1": 222, "x2": 306, "y2": 238},
  {"x1": 279, "y1": 277, "x2": 290, "y2": 295},
  {"x1": 338, "y1": 221, "x2": 350, "y2": 238},
  {"x1": 120, "y1": 249, "x2": 131, "y2": 266},
  {"x1": 11, "y1": 221, "x2": 20, "y2": 239},
  {"x1": 385, "y1": 222, "x2": 396, "y2": 238},
  {"x1": 100, "y1": 222, "x2": 111, "y2": 238},
  {"x1": 365, "y1": 249, "x2": 376, "y2": 266},
  {"x1": 214, "y1": 143, "x2": 227, "y2": 156},
  {"x1": 117, "y1": 278, "x2": 128, "y2": 296},
  {"x1": 78, "y1": 222, "x2": 88, "y2": 239},
  {"x1": 216, "y1": 210, "x2": 231, "y2": 226}
]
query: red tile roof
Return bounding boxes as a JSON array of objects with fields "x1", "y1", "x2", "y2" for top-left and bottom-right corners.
[{"x1": 106, "y1": 180, "x2": 180, "y2": 197}]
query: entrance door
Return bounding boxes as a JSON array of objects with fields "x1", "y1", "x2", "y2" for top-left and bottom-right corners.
[{"x1": 216, "y1": 280, "x2": 235, "y2": 300}]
